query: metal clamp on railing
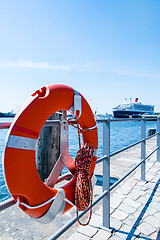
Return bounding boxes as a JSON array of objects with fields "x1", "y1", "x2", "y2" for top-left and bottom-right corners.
[{"x1": 69, "y1": 90, "x2": 81, "y2": 120}]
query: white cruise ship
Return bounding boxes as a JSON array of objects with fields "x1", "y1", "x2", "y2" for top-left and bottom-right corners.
[{"x1": 113, "y1": 98, "x2": 155, "y2": 118}]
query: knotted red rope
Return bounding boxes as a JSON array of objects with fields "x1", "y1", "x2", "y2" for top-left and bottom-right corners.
[{"x1": 75, "y1": 143, "x2": 94, "y2": 226}]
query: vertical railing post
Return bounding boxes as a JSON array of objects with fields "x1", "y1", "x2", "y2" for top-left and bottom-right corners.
[
  {"x1": 103, "y1": 119, "x2": 110, "y2": 229},
  {"x1": 157, "y1": 117, "x2": 160, "y2": 162},
  {"x1": 141, "y1": 118, "x2": 146, "y2": 181}
]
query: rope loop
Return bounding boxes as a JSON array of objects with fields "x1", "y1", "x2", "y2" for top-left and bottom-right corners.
[
  {"x1": 67, "y1": 119, "x2": 97, "y2": 133},
  {"x1": 68, "y1": 118, "x2": 97, "y2": 149}
]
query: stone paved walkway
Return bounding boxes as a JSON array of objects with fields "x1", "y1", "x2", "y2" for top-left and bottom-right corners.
[{"x1": 67, "y1": 139, "x2": 160, "y2": 240}]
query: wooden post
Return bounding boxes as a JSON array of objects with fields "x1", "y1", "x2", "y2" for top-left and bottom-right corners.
[{"x1": 36, "y1": 112, "x2": 61, "y2": 181}]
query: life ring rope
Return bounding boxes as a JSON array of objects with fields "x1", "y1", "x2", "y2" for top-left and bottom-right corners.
[
  {"x1": 16, "y1": 196, "x2": 56, "y2": 210},
  {"x1": 16, "y1": 172, "x2": 97, "y2": 211},
  {"x1": 16, "y1": 193, "x2": 75, "y2": 210},
  {"x1": 68, "y1": 118, "x2": 97, "y2": 150}
]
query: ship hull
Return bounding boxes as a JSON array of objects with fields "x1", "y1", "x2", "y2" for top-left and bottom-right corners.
[{"x1": 113, "y1": 110, "x2": 146, "y2": 118}]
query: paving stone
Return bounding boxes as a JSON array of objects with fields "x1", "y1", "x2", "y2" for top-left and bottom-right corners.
[
  {"x1": 92, "y1": 229, "x2": 112, "y2": 240},
  {"x1": 136, "y1": 194, "x2": 150, "y2": 204},
  {"x1": 154, "y1": 212, "x2": 160, "y2": 219},
  {"x1": 110, "y1": 217, "x2": 122, "y2": 231},
  {"x1": 119, "y1": 223, "x2": 140, "y2": 238},
  {"x1": 129, "y1": 179, "x2": 139, "y2": 184},
  {"x1": 94, "y1": 185, "x2": 103, "y2": 196},
  {"x1": 89, "y1": 214, "x2": 102, "y2": 228},
  {"x1": 109, "y1": 235, "x2": 123, "y2": 240},
  {"x1": 154, "y1": 176, "x2": 160, "y2": 182},
  {"x1": 145, "y1": 182, "x2": 157, "y2": 190},
  {"x1": 123, "y1": 198, "x2": 142, "y2": 209},
  {"x1": 137, "y1": 222, "x2": 156, "y2": 236},
  {"x1": 77, "y1": 225, "x2": 98, "y2": 237},
  {"x1": 137, "y1": 181, "x2": 147, "y2": 186},
  {"x1": 134, "y1": 185, "x2": 148, "y2": 191},
  {"x1": 137, "y1": 204, "x2": 144, "y2": 212},
  {"x1": 144, "y1": 215, "x2": 160, "y2": 228},
  {"x1": 147, "y1": 174, "x2": 155, "y2": 181},
  {"x1": 149, "y1": 167, "x2": 159, "y2": 172},
  {"x1": 115, "y1": 229, "x2": 131, "y2": 239},
  {"x1": 133, "y1": 210, "x2": 143, "y2": 219},
  {"x1": 111, "y1": 192, "x2": 126, "y2": 199},
  {"x1": 152, "y1": 195, "x2": 160, "y2": 201},
  {"x1": 123, "y1": 215, "x2": 137, "y2": 227},
  {"x1": 95, "y1": 206, "x2": 114, "y2": 216},
  {"x1": 150, "y1": 201, "x2": 160, "y2": 211},
  {"x1": 68, "y1": 232, "x2": 90, "y2": 240},
  {"x1": 155, "y1": 192, "x2": 160, "y2": 199},
  {"x1": 110, "y1": 197, "x2": 123, "y2": 209},
  {"x1": 150, "y1": 231, "x2": 159, "y2": 240},
  {"x1": 95, "y1": 206, "x2": 102, "y2": 216},
  {"x1": 111, "y1": 209, "x2": 129, "y2": 221},
  {"x1": 125, "y1": 179, "x2": 139, "y2": 187},
  {"x1": 127, "y1": 191, "x2": 142, "y2": 200},
  {"x1": 110, "y1": 208, "x2": 115, "y2": 214},
  {"x1": 155, "y1": 162, "x2": 160, "y2": 167},
  {"x1": 157, "y1": 186, "x2": 160, "y2": 193},
  {"x1": 145, "y1": 206, "x2": 157, "y2": 215},
  {"x1": 119, "y1": 184, "x2": 132, "y2": 195},
  {"x1": 118, "y1": 203, "x2": 136, "y2": 214},
  {"x1": 145, "y1": 188, "x2": 153, "y2": 195}
]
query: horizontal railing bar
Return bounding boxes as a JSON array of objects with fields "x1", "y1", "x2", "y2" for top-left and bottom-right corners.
[
  {"x1": 145, "y1": 146, "x2": 159, "y2": 161},
  {"x1": 48, "y1": 190, "x2": 108, "y2": 240},
  {"x1": 0, "y1": 120, "x2": 61, "y2": 129},
  {"x1": 96, "y1": 155, "x2": 108, "y2": 164},
  {"x1": 110, "y1": 146, "x2": 159, "y2": 192},
  {"x1": 110, "y1": 160, "x2": 145, "y2": 191},
  {"x1": 96, "y1": 119, "x2": 110, "y2": 123},
  {"x1": 0, "y1": 119, "x2": 81, "y2": 129},
  {"x1": 110, "y1": 139, "x2": 144, "y2": 157},
  {"x1": 44, "y1": 120, "x2": 60, "y2": 126},
  {"x1": 145, "y1": 132, "x2": 158, "y2": 140},
  {"x1": 0, "y1": 172, "x2": 74, "y2": 211},
  {"x1": 0, "y1": 197, "x2": 15, "y2": 211},
  {"x1": 0, "y1": 117, "x2": 159, "y2": 130},
  {"x1": 0, "y1": 122, "x2": 11, "y2": 129},
  {"x1": 109, "y1": 133, "x2": 158, "y2": 158},
  {"x1": 97, "y1": 117, "x2": 158, "y2": 123},
  {"x1": 45, "y1": 120, "x2": 78, "y2": 126},
  {"x1": 96, "y1": 134, "x2": 158, "y2": 162},
  {"x1": 56, "y1": 172, "x2": 73, "y2": 184},
  {"x1": 110, "y1": 117, "x2": 158, "y2": 122}
]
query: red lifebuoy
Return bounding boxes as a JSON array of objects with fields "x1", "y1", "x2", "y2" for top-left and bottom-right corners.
[{"x1": 3, "y1": 84, "x2": 98, "y2": 223}]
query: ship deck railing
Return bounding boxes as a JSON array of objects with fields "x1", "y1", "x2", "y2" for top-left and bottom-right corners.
[{"x1": 0, "y1": 117, "x2": 160, "y2": 240}]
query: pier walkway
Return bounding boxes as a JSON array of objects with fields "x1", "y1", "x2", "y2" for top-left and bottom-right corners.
[
  {"x1": 0, "y1": 136, "x2": 160, "y2": 239},
  {"x1": 68, "y1": 136, "x2": 160, "y2": 240}
]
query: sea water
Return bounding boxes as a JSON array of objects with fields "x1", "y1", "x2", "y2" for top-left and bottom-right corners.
[{"x1": 0, "y1": 118, "x2": 157, "y2": 202}]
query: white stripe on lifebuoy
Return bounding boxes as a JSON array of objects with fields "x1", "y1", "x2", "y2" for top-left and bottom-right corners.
[{"x1": 7, "y1": 135, "x2": 37, "y2": 151}]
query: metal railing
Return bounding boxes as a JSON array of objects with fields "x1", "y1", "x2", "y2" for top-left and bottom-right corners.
[
  {"x1": 0, "y1": 117, "x2": 160, "y2": 240},
  {"x1": 97, "y1": 117, "x2": 160, "y2": 230}
]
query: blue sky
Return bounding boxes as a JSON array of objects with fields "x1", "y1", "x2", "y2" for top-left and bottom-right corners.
[{"x1": 0, "y1": 0, "x2": 160, "y2": 114}]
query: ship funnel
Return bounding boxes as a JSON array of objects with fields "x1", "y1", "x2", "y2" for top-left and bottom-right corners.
[{"x1": 135, "y1": 98, "x2": 138, "y2": 103}]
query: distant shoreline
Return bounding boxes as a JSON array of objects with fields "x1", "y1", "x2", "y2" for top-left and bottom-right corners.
[{"x1": 0, "y1": 112, "x2": 15, "y2": 118}]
